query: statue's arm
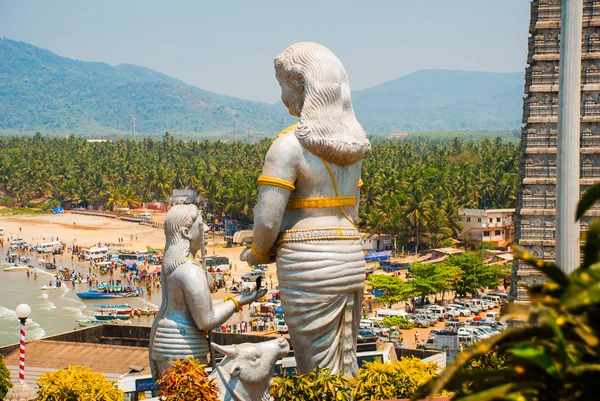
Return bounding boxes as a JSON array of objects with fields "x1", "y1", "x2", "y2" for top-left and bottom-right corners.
[
  {"x1": 252, "y1": 135, "x2": 300, "y2": 257},
  {"x1": 177, "y1": 266, "x2": 237, "y2": 330}
]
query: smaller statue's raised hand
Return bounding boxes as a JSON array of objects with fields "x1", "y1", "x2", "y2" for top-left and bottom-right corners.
[{"x1": 238, "y1": 287, "x2": 268, "y2": 306}]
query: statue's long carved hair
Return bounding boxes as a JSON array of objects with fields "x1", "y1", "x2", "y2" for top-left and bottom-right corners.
[{"x1": 275, "y1": 42, "x2": 370, "y2": 166}]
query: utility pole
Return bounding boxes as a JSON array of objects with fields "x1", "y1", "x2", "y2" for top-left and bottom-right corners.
[
  {"x1": 556, "y1": 0, "x2": 583, "y2": 273},
  {"x1": 131, "y1": 116, "x2": 136, "y2": 141},
  {"x1": 233, "y1": 118, "x2": 237, "y2": 142}
]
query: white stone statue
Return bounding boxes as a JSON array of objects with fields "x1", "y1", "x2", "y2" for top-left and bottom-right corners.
[
  {"x1": 150, "y1": 205, "x2": 266, "y2": 378},
  {"x1": 240, "y1": 42, "x2": 370, "y2": 377},
  {"x1": 209, "y1": 338, "x2": 290, "y2": 401}
]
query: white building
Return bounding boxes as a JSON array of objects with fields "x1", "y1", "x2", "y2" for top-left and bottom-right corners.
[
  {"x1": 360, "y1": 233, "x2": 394, "y2": 252},
  {"x1": 168, "y1": 189, "x2": 205, "y2": 207},
  {"x1": 458, "y1": 208, "x2": 515, "y2": 247}
]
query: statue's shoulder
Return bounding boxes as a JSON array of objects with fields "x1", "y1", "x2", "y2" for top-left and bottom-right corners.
[
  {"x1": 268, "y1": 124, "x2": 302, "y2": 161},
  {"x1": 273, "y1": 123, "x2": 298, "y2": 142},
  {"x1": 171, "y1": 259, "x2": 204, "y2": 280}
]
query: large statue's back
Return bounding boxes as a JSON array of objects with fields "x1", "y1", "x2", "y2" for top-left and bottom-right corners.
[{"x1": 273, "y1": 130, "x2": 362, "y2": 232}]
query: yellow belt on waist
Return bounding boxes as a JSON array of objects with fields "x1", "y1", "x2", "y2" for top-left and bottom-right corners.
[
  {"x1": 286, "y1": 196, "x2": 356, "y2": 209},
  {"x1": 277, "y1": 227, "x2": 360, "y2": 244}
]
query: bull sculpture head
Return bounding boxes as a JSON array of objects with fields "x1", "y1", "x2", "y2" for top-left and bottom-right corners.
[{"x1": 210, "y1": 338, "x2": 290, "y2": 401}]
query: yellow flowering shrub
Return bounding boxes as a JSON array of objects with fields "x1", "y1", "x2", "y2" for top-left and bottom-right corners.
[
  {"x1": 353, "y1": 357, "x2": 442, "y2": 401},
  {"x1": 36, "y1": 365, "x2": 123, "y2": 401}
]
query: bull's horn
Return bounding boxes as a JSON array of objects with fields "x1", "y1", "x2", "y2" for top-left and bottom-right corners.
[{"x1": 211, "y1": 343, "x2": 238, "y2": 358}]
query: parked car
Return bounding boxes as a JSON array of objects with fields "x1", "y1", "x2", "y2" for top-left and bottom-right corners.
[
  {"x1": 358, "y1": 328, "x2": 378, "y2": 342},
  {"x1": 428, "y1": 306, "x2": 447, "y2": 321},
  {"x1": 241, "y1": 271, "x2": 265, "y2": 282},
  {"x1": 417, "y1": 338, "x2": 436, "y2": 351},
  {"x1": 495, "y1": 321, "x2": 508, "y2": 332},
  {"x1": 429, "y1": 328, "x2": 445, "y2": 338},
  {"x1": 444, "y1": 308, "x2": 462, "y2": 319},
  {"x1": 468, "y1": 327, "x2": 491, "y2": 340},
  {"x1": 445, "y1": 320, "x2": 465, "y2": 332},
  {"x1": 470, "y1": 299, "x2": 489, "y2": 311},
  {"x1": 481, "y1": 294, "x2": 502, "y2": 307},
  {"x1": 485, "y1": 312, "x2": 500, "y2": 320},
  {"x1": 447, "y1": 304, "x2": 472, "y2": 317},
  {"x1": 464, "y1": 302, "x2": 481, "y2": 315},
  {"x1": 276, "y1": 320, "x2": 288, "y2": 334},
  {"x1": 480, "y1": 300, "x2": 493, "y2": 311},
  {"x1": 410, "y1": 315, "x2": 432, "y2": 328},
  {"x1": 360, "y1": 320, "x2": 389, "y2": 337}
]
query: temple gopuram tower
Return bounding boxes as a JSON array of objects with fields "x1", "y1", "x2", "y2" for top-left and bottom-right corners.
[{"x1": 513, "y1": 0, "x2": 600, "y2": 301}]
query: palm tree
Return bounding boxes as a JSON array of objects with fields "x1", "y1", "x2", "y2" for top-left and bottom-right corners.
[
  {"x1": 403, "y1": 183, "x2": 433, "y2": 255},
  {"x1": 107, "y1": 187, "x2": 124, "y2": 211},
  {"x1": 149, "y1": 167, "x2": 173, "y2": 201}
]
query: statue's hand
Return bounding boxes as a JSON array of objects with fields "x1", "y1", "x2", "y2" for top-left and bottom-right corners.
[
  {"x1": 240, "y1": 246, "x2": 275, "y2": 266},
  {"x1": 238, "y1": 287, "x2": 268, "y2": 306},
  {"x1": 240, "y1": 246, "x2": 253, "y2": 264}
]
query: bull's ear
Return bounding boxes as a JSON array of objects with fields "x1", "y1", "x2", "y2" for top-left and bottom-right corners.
[
  {"x1": 230, "y1": 362, "x2": 241, "y2": 377},
  {"x1": 212, "y1": 343, "x2": 237, "y2": 358}
]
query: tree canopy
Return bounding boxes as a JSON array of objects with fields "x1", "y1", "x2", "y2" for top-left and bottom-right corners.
[{"x1": 0, "y1": 135, "x2": 518, "y2": 249}]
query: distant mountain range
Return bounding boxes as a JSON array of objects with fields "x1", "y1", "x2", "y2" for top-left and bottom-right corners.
[
  {"x1": 0, "y1": 38, "x2": 524, "y2": 136},
  {"x1": 352, "y1": 70, "x2": 524, "y2": 133}
]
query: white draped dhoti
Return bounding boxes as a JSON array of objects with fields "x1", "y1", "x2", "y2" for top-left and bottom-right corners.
[{"x1": 276, "y1": 236, "x2": 365, "y2": 377}]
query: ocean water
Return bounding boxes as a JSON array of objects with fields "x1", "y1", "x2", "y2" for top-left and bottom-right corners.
[{"x1": 0, "y1": 251, "x2": 161, "y2": 346}]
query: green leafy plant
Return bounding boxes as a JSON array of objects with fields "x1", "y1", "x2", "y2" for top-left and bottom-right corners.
[
  {"x1": 0, "y1": 354, "x2": 12, "y2": 400},
  {"x1": 156, "y1": 357, "x2": 218, "y2": 401},
  {"x1": 36, "y1": 365, "x2": 123, "y2": 401},
  {"x1": 413, "y1": 183, "x2": 600, "y2": 401},
  {"x1": 271, "y1": 366, "x2": 353, "y2": 401},
  {"x1": 381, "y1": 316, "x2": 414, "y2": 330}
]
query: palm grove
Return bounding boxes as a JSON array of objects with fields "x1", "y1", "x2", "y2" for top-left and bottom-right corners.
[{"x1": 0, "y1": 134, "x2": 518, "y2": 251}]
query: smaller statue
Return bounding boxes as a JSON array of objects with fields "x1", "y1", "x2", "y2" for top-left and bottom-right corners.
[
  {"x1": 150, "y1": 205, "x2": 266, "y2": 378},
  {"x1": 210, "y1": 338, "x2": 290, "y2": 401}
]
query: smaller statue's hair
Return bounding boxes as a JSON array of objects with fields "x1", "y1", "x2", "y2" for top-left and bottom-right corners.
[{"x1": 164, "y1": 205, "x2": 200, "y2": 246}]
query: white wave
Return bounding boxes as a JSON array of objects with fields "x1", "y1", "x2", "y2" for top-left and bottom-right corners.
[
  {"x1": 139, "y1": 298, "x2": 160, "y2": 309},
  {"x1": 0, "y1": 306, "x2": 17, "y2": 320},
  {"x1": 28, "y1": 325, "x2": 46, "y2": 340},
  {"x1": 35, "y1": 269, "x2": 55, "y2": 278},
  {"x1": 58, "y1": 286, "x2": 85, "y2": 307},
  {"x1": 38, "y1": 293, "x2": 49, "y2": 300},
  {"x1": 0, "y1": 307, "x2": 46, "y2": 340},
  {"x1": 40, "y1": 300, "x2": 57, "y2": 311},
  {"x1": 63, "y1": 306, "x2": 86, "y2": 318}
]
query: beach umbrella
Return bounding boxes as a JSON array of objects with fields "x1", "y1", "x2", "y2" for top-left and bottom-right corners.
[{"x1": 274, "y1": 306, "x2": 284, "y2": 315}]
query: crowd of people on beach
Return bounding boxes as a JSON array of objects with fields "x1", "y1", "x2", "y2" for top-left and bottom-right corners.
[{"x1": 215, "y1": 316, "x2": 277, "y2": 334}]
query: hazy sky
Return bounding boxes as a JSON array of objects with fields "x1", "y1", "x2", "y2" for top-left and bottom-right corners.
[{"x1": 0, "y1": 0, "x2": 530, "y2": 103}]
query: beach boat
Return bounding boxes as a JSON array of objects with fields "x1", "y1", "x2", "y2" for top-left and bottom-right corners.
[
  {"x1": 115, "y1": 313, "x2": 132, "y2": 320},
  {"x1": 95, "y1": 303, "x2": 132, "y2": 310},
  {"x1": 76, "y1": 286, "x2": 142, "y2": 300},
  {"x1": 41, "y1": 284, "x2": 58, "y2": 290},
  {"x1": 94, "y1": 313, "x2": 117, "y2": 321},
  {"x1": 77, "y1": 319, "x2": 103, "y2": 327},
  {"x1": 3, "y1": 263, "x2": 30, "y2": 272},
  {"x1": 94, "y1": 304, "x2": 133, "y2": 316}
]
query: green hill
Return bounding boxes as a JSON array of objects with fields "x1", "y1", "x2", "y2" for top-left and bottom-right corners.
[
  {"x1": 0, "y1": 38, "x2": 294, "y2": 136},
  {"x1": 352, "y1": 69, "x2": 524, "y2": 133},
  {"x1": 0, "y1": 39, "x2": 525, "y2": 136}
]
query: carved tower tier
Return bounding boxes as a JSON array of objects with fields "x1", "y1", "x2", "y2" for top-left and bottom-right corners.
[{"x1": 513, "y1": 0, "x2": 600, "y2": 301}]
